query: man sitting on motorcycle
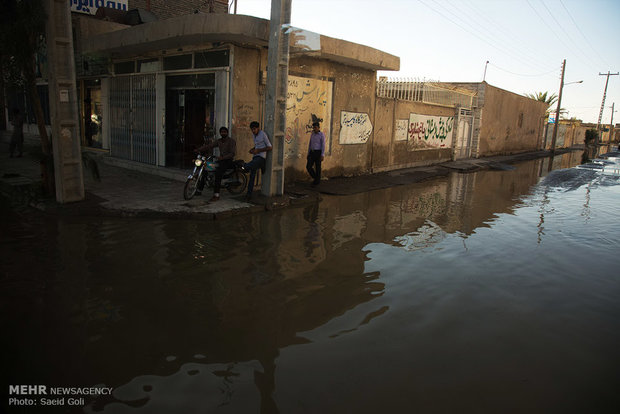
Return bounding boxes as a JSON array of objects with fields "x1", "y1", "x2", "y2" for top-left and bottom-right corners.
[{"x1": 194, "y1": 126, "x2": 236, "y2": 201}]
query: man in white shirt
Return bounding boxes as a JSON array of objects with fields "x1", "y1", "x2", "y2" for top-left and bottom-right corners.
[{"x1": 242, "y1": 121, "x2": 272, "y2": 200}]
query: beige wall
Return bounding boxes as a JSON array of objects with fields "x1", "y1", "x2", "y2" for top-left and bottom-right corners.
[
  {"x1": 479, "y1": 84, "x2": 548, "y2": 156},
  {"x1": 230, "y1": 48, "x2": 378, "y2": 181},
  {"x1": 230, "y1": 45, "x2": 266, "y2": 159},
  {"x1": 373, "y1": 98, "x2": 455, "y2": 172},
  {"x1": 287, "y1": 57, "x2": 376, "y2": 180}
]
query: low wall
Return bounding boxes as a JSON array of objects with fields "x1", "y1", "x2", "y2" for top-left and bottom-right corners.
[
  {"x1": 478, "y1": 85, "x2": 548, "y2": 156},
  {"x1": 372, "y1": 98, "x2": 455, "y2": 173}
]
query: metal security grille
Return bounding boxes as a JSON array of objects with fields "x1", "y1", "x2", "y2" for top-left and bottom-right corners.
[
  {"x1": 455, "y1": 108, "x2": 473, "y2": 159},
  {"x1": 110, "y1": 77, "x2": 131, "y2": 160},
  {"x1": 109, "y1": 75, "x2": 156, "y2": 164},
  {"x1": 132, "y1": 75, "x2": 156, "y2": 165},
  {"x1": 377, "y1": 77, "x2": 475, "y2": 108}
]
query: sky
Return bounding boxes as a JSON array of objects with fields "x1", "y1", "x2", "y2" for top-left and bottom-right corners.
[{"x1": 234, "y1": 0, "x2": 620, "y2": 125}]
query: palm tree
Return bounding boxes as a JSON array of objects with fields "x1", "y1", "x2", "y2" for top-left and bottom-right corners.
[
  {"x1": 525, "y1": 91, "x2": 557, "y2": 107},
  {"x1": 525, "y1": 91, "x2": 567, "y2": 118}
]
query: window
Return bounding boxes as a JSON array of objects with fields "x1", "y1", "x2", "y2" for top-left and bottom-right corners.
[
  {"x1": 138, "y1": 59, "x2": 160, "y2": 73},
  {"x1": 114, "y1": 61, "x2": 135, "y2": 74},
  {"x1": 166, "y1": 74, "x2": 215, "y2": 89},
  {"x1": 194, "y1": 50, "x2": 229, "y2": 68},
  {"x1": 163, "y1": 54, "x2": 192, "y2": 71}
]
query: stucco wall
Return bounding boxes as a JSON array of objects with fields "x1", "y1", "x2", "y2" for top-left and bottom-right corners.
[
  {"x1": 231, "y1": 49, "x2": 378, "y2": 182},
  {"x1": 542, "y1": 122, "x2": 586, "y2": 150},
  {"x1": 373, "y1": 98, "x2": 455, "y2": 172},
  {"x1": 287, "y1": 56, "x2": 377, "y2": 180},
  {"x1": 230, "y1": 45, "x2": 267, "y2": 160},
  {"x1": 478, "y1": 84, "x2": 548, "y2": 156}
]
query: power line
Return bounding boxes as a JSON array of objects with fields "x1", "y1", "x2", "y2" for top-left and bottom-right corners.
[
  {"x1": 537, "y1": 0, "x2": 596, "y2": 71},
  {"x1": 559, "y1": 0, "x2": 610, "y2": 68},
  {"x1": 525, "y1": 0, "x2": 582, "y2": 68},
  {"x1": 488, "y1": 62, "x2": 560, "y2": 78},
  {"x1": 419, "y1": 0, "x2": 555, "y2": 74},
  {"x1": 432, "y1": 0, "x2": 552, "y2": 71},
  {"x1": 460, "y1": 0, "x2": 557, "y2": 72}
]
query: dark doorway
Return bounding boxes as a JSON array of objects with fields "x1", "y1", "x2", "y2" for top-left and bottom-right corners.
[{"x1": 165, "y1": 88, "x2": 215, "y2": 169}]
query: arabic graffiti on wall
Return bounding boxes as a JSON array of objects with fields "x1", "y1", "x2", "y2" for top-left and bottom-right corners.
[
  {"x1": 285, "y1": 75, "x2": 333, "y2": 159},
  {"x1": 395, "y1": 119, "x2": 409, "y2": 141},
  {"x1": 407, "y1": 114, "x2": 454, "y2": 148},
  {"x1": 339, "y1": 111, "x2": 373, "y2": 144}
]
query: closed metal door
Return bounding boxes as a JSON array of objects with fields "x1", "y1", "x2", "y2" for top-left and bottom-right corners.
[
  {"x1": 455, "y1": 109, "x2": 473, "y2": 159},
  {"x1": 110, "y1": 74, "x2": 156, "y2": 164}
]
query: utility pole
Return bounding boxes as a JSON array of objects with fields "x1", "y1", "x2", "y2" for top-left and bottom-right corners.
[
  {"x1": 597, "y1": 71, "x2": 619, "y2": 131},
  {"x1": 550, "y1": 59, "x2": 566, "y2": 154},
  {"x1": 262, "y1": 0, "x2": 291, "y2": 197},
  {"x1": 610, "y1": 102, "x2": 615, "y2": 144},
  {"x1": 45, "y1": 0, "x2": 84, "y2": 202}
]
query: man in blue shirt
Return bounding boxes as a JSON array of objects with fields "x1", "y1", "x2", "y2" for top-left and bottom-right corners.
[
  {"x1": 306, "y1": 122, "x2": 325, "y2": 186},
  {"x1": 243, "y1": 121, "x2": 272, "y2": 200}
]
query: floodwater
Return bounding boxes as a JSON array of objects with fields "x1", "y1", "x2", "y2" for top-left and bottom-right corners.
[{"x1": 2, "y1": 150, "x2": 620, "y2": 414}]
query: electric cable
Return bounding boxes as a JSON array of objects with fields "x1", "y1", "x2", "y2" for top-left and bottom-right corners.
[
  {"x1": 420, "y1": 0, "x2": 554, "y2": 74},
  {"x1": 537, "y1": 0, "x2": 596, "y2": 71},
  {"x1": 559, "y1": 0, "x2": 610, "y2": 68},
  {"x1": 452, "y1": 0, "x2": 557, "y2": 72},
  {"x1": 488, "y1": 62, "x2": 561, "y2": 78}
]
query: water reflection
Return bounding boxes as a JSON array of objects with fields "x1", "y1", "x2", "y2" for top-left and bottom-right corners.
[{"x1": 2, "y1": 151, "x2": 619, "y2": 413}]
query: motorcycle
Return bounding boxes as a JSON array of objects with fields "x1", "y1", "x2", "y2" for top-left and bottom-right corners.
[{"x1": 183, "y1": 154, "x2": 248, "y2": 200}]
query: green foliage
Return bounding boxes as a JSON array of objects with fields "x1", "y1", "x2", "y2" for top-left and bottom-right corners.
[
  {"x1": 524, "y1": 91, "x2": 571, "y2": 118},
  {"x1": 525, "y1": 91, "x2": 558, "y2": 107},
  {"x1": 585, "y1": 129, "x2": 598, "y2": 145}
]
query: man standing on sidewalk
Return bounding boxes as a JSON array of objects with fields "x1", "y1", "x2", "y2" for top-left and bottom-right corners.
[
  {"x1": 243, "y1": 121, "x2": 272, "y2": 200},
  {"x1": 9, "y1": 108, "x2": 24, "y2": 158},
  {"x1": 306, "y1": 121, "x2": 325, "y2": 186}
]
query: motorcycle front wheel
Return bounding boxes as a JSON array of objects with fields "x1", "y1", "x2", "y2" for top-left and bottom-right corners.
[
  {"x1": 183, "y1": 176, "x2": 199, "y2": 200},
  {"x1": 227, "y1": 170, "x2": 248, "y2": 195}
]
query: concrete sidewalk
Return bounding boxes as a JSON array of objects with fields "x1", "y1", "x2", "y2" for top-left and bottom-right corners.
[
  {"x1": 0, "y1": 131, "x2": 579, "y2": 220},
  {"x1": 0, "y1": 135, "x2": 312, "y2": 219}
]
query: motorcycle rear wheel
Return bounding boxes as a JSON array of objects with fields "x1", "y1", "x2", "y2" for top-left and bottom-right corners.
[
  {"x1": 184, "y1": 176, "x2": 199, "y2": 200},
  {"x1": 227, "y1": 170, "x2": 248, "y2": 195}
]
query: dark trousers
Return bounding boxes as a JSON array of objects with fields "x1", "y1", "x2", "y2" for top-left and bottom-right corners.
[
  {"x1": 245, "y1": 155, "x2": 265, "y2": 196},
  {"x1": 197, "y1": 159, "x2": 233, "y2": 193},
  {"x1": 213, "y1": 159, "x2": 233, "y2": 193},
  {"x1": 306, "y1": 150, "x2": 322, "y2": 184}
]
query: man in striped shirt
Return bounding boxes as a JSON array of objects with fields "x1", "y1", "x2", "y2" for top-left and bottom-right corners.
[{"x1": 306, "y1": 122, "x2": 325, "y2": 186}]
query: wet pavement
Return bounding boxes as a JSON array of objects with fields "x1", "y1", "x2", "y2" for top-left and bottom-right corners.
[{"x1": 1, "y1": 131, "x2": 582, "y2": 219}]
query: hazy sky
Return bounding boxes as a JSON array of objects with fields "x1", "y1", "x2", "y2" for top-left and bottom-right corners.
[{"x1": 235, "y1": 0, "x2": 620, "y2": 124}]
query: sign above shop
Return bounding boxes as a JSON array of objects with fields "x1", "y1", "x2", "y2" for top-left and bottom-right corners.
[{"x1": 70, "y1": 0, "x2": 128, "y2": 16}]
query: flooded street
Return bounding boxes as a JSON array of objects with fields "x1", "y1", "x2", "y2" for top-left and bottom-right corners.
[{"x1": 2, "y1": 151, "x2": 620, "y2": 413}]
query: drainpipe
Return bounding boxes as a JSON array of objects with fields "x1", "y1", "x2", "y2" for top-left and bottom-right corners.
[{"x1": 146, "y1": 0, "x2": 151, "y2": 10}]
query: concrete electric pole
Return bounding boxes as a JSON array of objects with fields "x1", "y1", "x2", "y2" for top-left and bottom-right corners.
[
  {"x1": 550, "y1": 60, "x2": 566, "y2": 154},
  {"x1": 45, "y1": 0, "x2": 84, "y2": 202},
  {"x1": 610, "y1": 102, "x2": 616, "y2": 143},
  {"x1": 597, "y1": 71, "x2": 619, "y2": 131},
  {"x1": 262, "y1": 0, "x2": 291, "y2": 197}
]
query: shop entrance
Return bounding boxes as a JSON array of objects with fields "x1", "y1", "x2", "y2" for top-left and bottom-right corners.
[
  {"x1": 165, "y1": 74, "x2": 215, "y2": 169},
  {"x1": 84, "y1": 85, "x2": 103, "y2": 149}
]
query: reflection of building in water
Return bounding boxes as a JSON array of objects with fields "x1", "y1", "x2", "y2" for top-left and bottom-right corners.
[{"x1": 331, "y1": 154, "x2": 586, "y2": 250}]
